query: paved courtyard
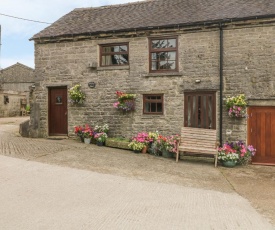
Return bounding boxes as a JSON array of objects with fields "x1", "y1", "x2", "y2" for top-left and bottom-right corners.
[{"x1": 0, "y1": 117, "x2": 274, "y2": 229}]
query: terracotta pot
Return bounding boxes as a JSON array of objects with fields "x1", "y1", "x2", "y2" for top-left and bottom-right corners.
[{"x1": 141, "y1": 146, "x2": 148, "y2": 154}]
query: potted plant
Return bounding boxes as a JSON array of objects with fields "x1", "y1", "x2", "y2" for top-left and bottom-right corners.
[
  {"x1": 82, "y1": 125, "x2": 93, "y2": 144},
  {"x1": 94, "y1": 124, "x2": 109, "y2": 133},
  {"x1": 218, "y1": 144, "x2": 239, "y2": 167},
  {"x1": 128, "y1": 140, "x2": 146, "y2": 153},
  {"x1": 129, "y1": 132, "x2": 151, "y2": 153},
  {"x1": 225, "y1": 94, "x2": 247, "y2": 118},
  {"x1": 226, "y1": 141, "x2": 256, "y2": 165},
  {"x1": 157, "y1": 135, "x2": 178, "y2": 158},
  {"x1": 74, "y1": 125, "x2": 85, "y2": 142},
  {"x1": 68, "y1": 84, "x2": 86, "y2": 104},
  {"x1": 94, "y1": 132, "x2": 108, "y2": 146},
  {"x1": 113, "y1": 91, "x2": 136, "y2": 112}
]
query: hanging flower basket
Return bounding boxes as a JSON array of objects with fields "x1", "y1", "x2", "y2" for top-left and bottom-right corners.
[
  {"x1": 225, "y1": 94, "x2": 247, "y2": 118},
  {"x1": 68, "y1": 84, "x2": 86, "y2": 104},
  {"x1": 113, "y1": 91, "x2": 136, "y2": 112}
]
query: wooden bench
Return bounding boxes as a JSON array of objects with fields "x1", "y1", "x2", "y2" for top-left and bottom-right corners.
[{"x1": 176, "y1": 127, "x2": 219, "y2": 167}]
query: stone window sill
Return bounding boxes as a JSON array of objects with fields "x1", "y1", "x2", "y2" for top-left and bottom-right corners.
[
  {"x1": 97, "y1": 66, "x2": 129, "y2": 71},
  {"x1": 143, "y1": 72, "x2": 183, "y2": 77}
]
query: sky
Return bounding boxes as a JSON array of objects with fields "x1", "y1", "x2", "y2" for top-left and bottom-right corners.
[{"x1": 0, "y1": 0, "x2": 144, "y2": 69}]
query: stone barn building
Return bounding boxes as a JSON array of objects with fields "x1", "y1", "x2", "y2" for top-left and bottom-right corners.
[
  {"x1": 0, "y1": 63, "x2": 35, "y2": 117},
  {"x1": 30, "y1": 0, "x2": 275, "y2": 165}
]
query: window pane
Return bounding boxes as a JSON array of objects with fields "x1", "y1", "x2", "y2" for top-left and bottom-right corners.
[
  {"x1": 152, "y1": 53, "x2": 157, "y2": 60},
  {"x1": 119, "y1": 45, "x2": 127, "y2": 52},
  {"x1": 167, "y1": 61, "x2": 176, "y2": 69},
  {"x1": 152, "y1": 40, "x2": 160, "y2": 49},
  {"x1": 167, "y1": 39, "x2": 176, "y2": 48},
  {"x1": 151, "y1": 103, "x2": 156, "y2": 112},
  {"x1": 157, "y1": 103, "x2": 162, "y2": 112},
  {"x1": 167, "y1": 52, "x2": 176, "y2": 60},
  {"x1": 145, "y1": 102, "x2": 150, "y2": 112},
  {"x1": 157, "y1": 52, "x2": 166, "y2": 60},
  {"x1": 151, "y1": 61, "x2": 157, "y2": 70},
  {"x1": 102, "y1": 47, "x2": 111, "y2": 53},
  {"x1": 160, "y1": 61, "x2": 168, "y2": 69}
]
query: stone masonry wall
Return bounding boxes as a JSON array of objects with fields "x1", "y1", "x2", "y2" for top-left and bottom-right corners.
[
  {"x1": 223, "y1": 24, "x2": 275, "y2": 143},
  {"x1": 31, "y1": 21, "x2": 275, "y2": 141},
  {"x1": 32, "y1": 30, "x2": 220, "y2": 138}
]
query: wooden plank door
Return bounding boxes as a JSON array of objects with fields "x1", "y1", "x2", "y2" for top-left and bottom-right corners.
[
  {"x1": 48, "y1": 87, "x2": 68, "y2": 136},
  {"x1": 248, "y1": 106, "x2": 275, "y2": 165}
]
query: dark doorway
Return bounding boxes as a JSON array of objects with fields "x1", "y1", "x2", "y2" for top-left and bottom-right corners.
[{"x1": 184, "y1": 91, "x2": 216, "y2": 129}]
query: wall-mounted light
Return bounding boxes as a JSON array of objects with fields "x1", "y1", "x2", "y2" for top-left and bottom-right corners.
[
  {"x1": 31, "y1": 84, "x2": 36, "y2": 89},
  {"x1": 195, "y1": 79, "x2": 201, "y2": 83}
]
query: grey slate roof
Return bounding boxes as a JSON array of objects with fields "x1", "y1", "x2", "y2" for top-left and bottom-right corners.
[{"x1": 31, "y1": 0, "x2": 275, "y2": 40}]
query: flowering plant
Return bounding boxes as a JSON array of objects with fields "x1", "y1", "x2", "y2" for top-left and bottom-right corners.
[
  {"x1": 225, "y1": 94, "x2": 247, "y2": 118},
  {"x1": 156, "y1": 135, "x2": 179, "y2": 153},
  {"x1": 94, "y1": 132, "x2": 108, "y2": 143},
  {"x1": 68, "y1": 84, "x2": 86, "y2": 104},
  {"x1": 74, "y1": 125, "x2": 84, "y2": 136},
  {"x1": 128, "y1": 141, "x2": 146, "y2": 151},
  {"x1": 218, "y1": 144, "x2": 239, "y2": 163},
  {"x1": 82, "y1": 124, "x2": 93, "y2": 138},
  {"x1": 94, "y1": 124, "x2": 109, "y2": 133},
  {"x1": 218, "y1": 141, "x2": 256, "y2": 165},
  {"x1": 113, "y1": 91, "x2": 136, "y2": 112}
]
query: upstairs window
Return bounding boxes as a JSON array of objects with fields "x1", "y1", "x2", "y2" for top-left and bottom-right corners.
[
  {"x1": 149, "y1": 37, "x2": 178, "y2": 72},
  {"x1": 143, "y1": 94, "x2": 163, "y2": 115},
  {"x1": 100, "y1": 43, "x2": 129, "y2": 66}
]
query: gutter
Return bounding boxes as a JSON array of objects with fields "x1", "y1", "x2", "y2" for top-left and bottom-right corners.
[{"x1": 219, "y1": 23, "x2": 224, "y2": 146}]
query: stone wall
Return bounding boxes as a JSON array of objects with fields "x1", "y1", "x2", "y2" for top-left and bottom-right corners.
[
  {"x1": 222, "y1": 24, "x2": 275, "y2": 143},
  {"x1": 0, "y1": 91, "x2": 27, "y2": 117},
  {"x1": 32, "y1": 30, "x2": 220, "y2": 138},
  {"x1": 31, "y1": 21, "x2": 275, "y2": 141}
]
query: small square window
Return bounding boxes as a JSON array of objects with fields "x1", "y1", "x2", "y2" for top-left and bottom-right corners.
[
  {"x1": 100, "y1": 43, "x2": 129, "y2": 66},
  {"x1": 143, "y1": 94, "x2": 163, "y2": 114}
]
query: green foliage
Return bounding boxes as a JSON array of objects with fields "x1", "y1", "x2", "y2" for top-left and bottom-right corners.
[{"x1": 68, "y1": 84, "x2": 86, "y2": 104}]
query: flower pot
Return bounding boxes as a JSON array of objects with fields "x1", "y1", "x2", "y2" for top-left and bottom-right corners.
[
  {"x1": 141, "y1": 146, "x2": 148, "y2": 154},
  {"x1": 80, "y1": 136, "x2": 84, "y2": 143},
  {"x1": 84, "y1": 138, "x2": 91, "y2": 144},
  {"x1": 222, "y1": 160, "x2": 237, "y2": 168},
  {"x1": 97, "y1": 141, "x2": 104, "y2": 146},
  {"x1": 162, "y1": 150, "x2": 173, "y2": 158}
]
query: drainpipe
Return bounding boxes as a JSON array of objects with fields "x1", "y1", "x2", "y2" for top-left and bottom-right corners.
[{"x1": 219, "y1": 23, "x2": 224, "y2": 146}]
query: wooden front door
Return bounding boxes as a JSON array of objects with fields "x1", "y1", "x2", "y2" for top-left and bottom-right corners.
[
  {"x1": 248, "y1": 106, "x2": 275, "y2": 165},
  {"x1": 184, "y1": 91, "x2": 216, "y2": 129},
  {"x1": 48, "y1": 87, "x2": 68, "y2": 136}
]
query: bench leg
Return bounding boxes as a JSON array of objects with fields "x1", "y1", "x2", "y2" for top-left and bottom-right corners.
[
  {"x1": 176, "y1": 151, "x2": 179, "y2": 162},
  {"x1": 214, "y1": 154, "x2": 218, "y2": 167}
]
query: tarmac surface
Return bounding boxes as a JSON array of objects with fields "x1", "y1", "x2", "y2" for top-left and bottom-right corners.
[{"x1": 0, "y1": 117, "x2": 274, "y2": 229}]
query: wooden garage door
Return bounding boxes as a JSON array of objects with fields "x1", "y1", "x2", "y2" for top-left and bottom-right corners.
[{"x1": 248, "y1": 107, "x2": 275, "y2": 165}]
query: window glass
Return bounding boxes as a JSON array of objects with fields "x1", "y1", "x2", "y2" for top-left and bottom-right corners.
[
  {"x1": 149, "y1": 37, "x2": 177, "y2": 72},
  {"x1": 143, "y1": 94, "x2": 163, "y2": 114},
  {"x1": 101, "y1": 43, "x2": 129, "y2": 66}
]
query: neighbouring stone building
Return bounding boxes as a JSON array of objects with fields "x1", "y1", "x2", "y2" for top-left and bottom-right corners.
[
  {"x1": 0, "y1": 63, "x2": 35, "y2": 117},
  {"x1": 30, "y1": 0, "x2": 275, "y2": 164}
]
